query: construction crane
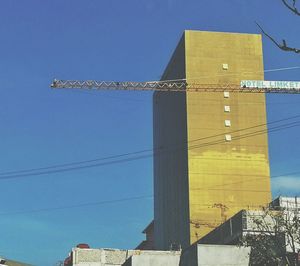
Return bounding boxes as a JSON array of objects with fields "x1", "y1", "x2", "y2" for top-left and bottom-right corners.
[{"x1": 51, "y1": 79, "x2": 300, "y2": 94}]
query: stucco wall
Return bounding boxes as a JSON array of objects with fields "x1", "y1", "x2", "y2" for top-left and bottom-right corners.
[
  {"x1": 124, "y1": 251, "x2": 181, "y2": 266},
  {"x1": 72, "y1": 248, "x2": 136, "y2": 266},
  {"x1": 185, "y1": 30, "x2": 271, "y2": 243},
  {"x1": 72, "y1": 249, "x2": 180, "y2": 266},
  {"x1": 180, "y1": 244, "x2": 250, "y2": 266}
]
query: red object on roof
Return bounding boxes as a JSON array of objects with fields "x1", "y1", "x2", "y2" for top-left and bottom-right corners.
[{"x1": 76, "y1": 243, "x2": 90, "y2": 249}]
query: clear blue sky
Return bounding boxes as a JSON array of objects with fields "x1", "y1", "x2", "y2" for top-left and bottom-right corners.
[{"x1": 0, "y1": 0, "x2": 299, "y2": 265}]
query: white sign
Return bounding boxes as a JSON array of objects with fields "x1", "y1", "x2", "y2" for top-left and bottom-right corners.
[{"x1": 241, "y1": 80, "x2": 300, "y2": 89}]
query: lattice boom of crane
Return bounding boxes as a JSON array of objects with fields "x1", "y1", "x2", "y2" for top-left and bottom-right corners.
[{"x1": 50, "y1": 79, "x2": 300, "y2": 94}]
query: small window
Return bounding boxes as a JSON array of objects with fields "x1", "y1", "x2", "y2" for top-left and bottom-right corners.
[
  {"x1": 225, "y1": 134, "x2": 232, "y2": 141},
  {"x1": 224, "y1": 91, "x2": 230, "y2": 98},
  {"x1": 224, "y1": 105, "x2": 231, "y2": 112},
  {"x1": 222, "y1": 63, "x2": 229, "y2": 70},
  {"x1": 225, "y1": 120, "x2": 231, "y2": 127}
]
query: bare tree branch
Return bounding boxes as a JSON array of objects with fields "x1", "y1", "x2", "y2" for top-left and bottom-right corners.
[
  {"x1": 241, "y1": 208, "x2": 300, "y2": 266},
  {"x1": 282, "y1": 0, "x2": 300, "y2": 15},
  {"x1": 256, "y1": 22, "x2": 300, "y2": 54}
]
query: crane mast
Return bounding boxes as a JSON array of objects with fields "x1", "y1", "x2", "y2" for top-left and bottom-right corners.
[{"x1": 51, "y1": 79, "x2": 300, "y2": 94}]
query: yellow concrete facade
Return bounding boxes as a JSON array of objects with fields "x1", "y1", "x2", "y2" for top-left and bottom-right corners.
[
  {"x1": 185, "y1": 31, "x2": 271, "y2": 243},
  {"x1": 153, "y1": 30, "x2": 271, "y2": 250}
]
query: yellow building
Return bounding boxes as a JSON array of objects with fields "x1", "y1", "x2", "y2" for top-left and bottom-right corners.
[{"x1": 153, "y1": 30, "x2": 271, "y2": 250}]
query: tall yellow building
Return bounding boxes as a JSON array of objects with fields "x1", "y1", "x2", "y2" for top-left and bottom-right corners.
[{"x1": 153, "y1": 30, "x2": 271, "y2": 250}]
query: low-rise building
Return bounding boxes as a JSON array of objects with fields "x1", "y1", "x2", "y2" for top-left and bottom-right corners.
[
  {"x1": 198, "y1": 197, "x2": 300, "y2": 264},
  {"x1": 70, "y1": 247, "x2": 180, "y2": 266},
  {"x1": 180, "y1": 244, "x2": 250, "y2": 266},
  {"x1": 135, "y1": 220, "x2": 154, "y2": 250},
  {"x1": 199, "y1": 197, "x2": 299, "y2": 247},
  {"x1": 63, "y1": 197, "x2": 299, "y2": 265},
  {"x1": 66, "y1": 244, "x2": 250, "y2": 266}
]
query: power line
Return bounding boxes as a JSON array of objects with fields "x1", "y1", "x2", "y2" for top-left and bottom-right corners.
[
  {"x1": 0, "y1": 196, "x2": 267, "y2": 216},
  {"x1": 0, "y1": 169, "x2": 298, "y2": 216},
  {"x1": 264, "y1": 66, "x2": 300, "y2": 73},
  {"x1": 187, "y1": 120, "x2": 300, "y2": 151},
  {"x1": 0, "y1": 122, "x2": 294, "y2": 181},
  {"x1": 0, "y1": 153, "x2": 153, "y2": 180},
  {"x1": 200, "y1": 168, "x2": 300, "y2": 191},
  {"x1": 0, "y1": 193, "x2": 280, "y2": 217},
  {"x1": 1, "y1": 117, "x2": 300, "y2": 180},
  {"x1": 150, "y1": 66, "x2": 300, "y2": 83},
  {"x1": 187, "y1": 165, "x2": 300, "y2": 193},
  {"x1": 0, "y1": 195, "x2": 153, "y2": 216},
  {"x1": 0, "y1": 112, "x2": 300, "y2": 176},
  {"x1": 179, "y1": 123, "x2": 300, "y2": 191},
  {"x1": 0, "y1": 148, "x2": 153, "y2": 176},
  {"x1": 273, "y1": 170, "x2": 300, "y2": 178}
]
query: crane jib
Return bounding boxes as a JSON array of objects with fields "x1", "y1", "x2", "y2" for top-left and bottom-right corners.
[{"x1": 50, "y1": 79, "x2": 300, "y2": 93}]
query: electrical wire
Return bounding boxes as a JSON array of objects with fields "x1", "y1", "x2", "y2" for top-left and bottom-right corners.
[
  {"x1": 186, "y1": 120, "x2": 300, "y2": 151},
  {"x1": 0, "y1": 193, "x2": 283, "y2": 217},
  {"x1": 1, "y1": 113, "x2": 300, "y2": 179},
  {"x1": 0, "y1": 148, "x2": 153, "y2": 176},
  {"x1": 0, "y1": 118, "x2": 300, "y2": 181},
  {"x1": 197, "y1": 167, "x2": 300, "y2": 191},
  {"x1": 0, "y1": 195, "x2": 153, "y2": 216},
  {"x1": 149, "y1": 66, "x2": 300, "y2": 83},
  {"x1": 0, "y1": 169, "x2": 297, "y2": 216},
  {"x1": 1, "y1": 67, "x2": 298, "y2": 217},
  {"x1": 0, "y1": 196, "x2": 269, "y2": 216},
  {"x1": 0, "y1": 122, "x2": 296, "y2": 181}
]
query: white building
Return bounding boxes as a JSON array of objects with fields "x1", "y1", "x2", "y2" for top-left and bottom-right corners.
[{"x1": 68, "y1": 245, "x2": 250, "y2": 266}]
